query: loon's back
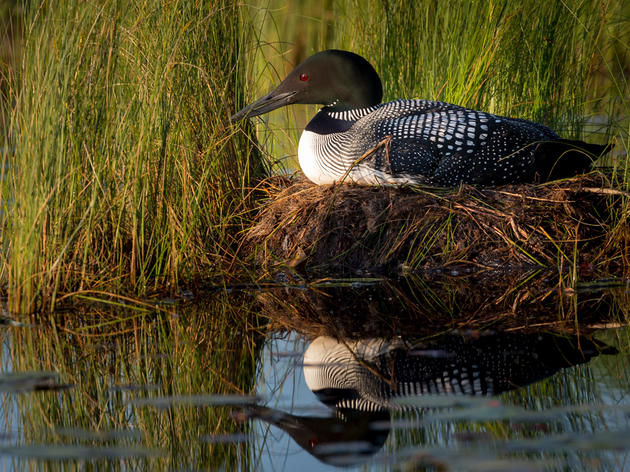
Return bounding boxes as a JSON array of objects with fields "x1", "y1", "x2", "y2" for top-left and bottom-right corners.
[{"x1": 299, "y1": 99, "x2": 605, "y2": 186}]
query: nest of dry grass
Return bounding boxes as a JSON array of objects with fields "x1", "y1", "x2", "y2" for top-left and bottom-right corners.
[{"x1": 244, "y1": 173, "x2": 630, "y2": 277}]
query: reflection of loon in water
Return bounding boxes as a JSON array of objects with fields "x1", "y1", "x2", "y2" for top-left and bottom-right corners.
[{"x1": 248, "y1": 331, "x2": 615, "y2": 467}]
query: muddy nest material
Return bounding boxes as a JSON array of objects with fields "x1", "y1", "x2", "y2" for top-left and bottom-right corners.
[{"x1": 244, "y1": 174, "x2": 629, "y2": 276}]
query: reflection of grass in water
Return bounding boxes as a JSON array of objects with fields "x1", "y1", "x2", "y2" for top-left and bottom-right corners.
[
  {"x1": 5, "y1": 292, "x2": 262, "y2": 469},
  {"x1": 493, "y1": 329, "x2": 630, "y2": 469},
  {"x1": 258, "y1": 273, "x2": 630, "y2": 339},
  {"x1": 3, "y1": 288, "x2": 628, "y2": 468}
]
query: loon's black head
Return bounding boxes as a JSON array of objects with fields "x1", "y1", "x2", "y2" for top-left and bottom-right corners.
[{"x1": 230, "y1": 50, "x2": 383, "y2": 122}]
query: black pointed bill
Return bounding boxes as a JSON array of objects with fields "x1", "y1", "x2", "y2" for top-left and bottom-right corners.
[{"x1": 230, "y1": 91, "x2": 297, "y2": 122}]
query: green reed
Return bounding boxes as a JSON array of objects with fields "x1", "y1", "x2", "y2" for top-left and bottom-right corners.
[
  {"x1": 336, "y1": 0, "x2": 627, "y2": 136},
  {"x1": 2, "y1": 0, "x2": 629, "y2": 313},
  {"x1": 1, "y1": 0, "x2": 268, "y2": 313}
]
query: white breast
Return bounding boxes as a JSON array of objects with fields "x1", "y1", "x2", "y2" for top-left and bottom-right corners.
[
  {"x1": 298, "y1": 130, "x2": 341, "y2": 185},
  {"x1": 298, "y1": 129, "x2": 425, "y2": 186}
]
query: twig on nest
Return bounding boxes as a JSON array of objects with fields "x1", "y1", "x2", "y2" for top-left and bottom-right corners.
[
  {"x1": 340, "y1": 135, "x2": 393, "y2": 183},
  {"x1": 575, "y1": 187, "x2": 630, "y2": 197}
]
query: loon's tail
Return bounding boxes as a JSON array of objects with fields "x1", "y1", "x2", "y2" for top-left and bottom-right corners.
[{"x1": 534, "y1": 139, "x2": 613, "y2": 182}]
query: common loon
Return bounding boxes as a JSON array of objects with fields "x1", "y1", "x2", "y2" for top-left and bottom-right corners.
[{"x1": 231, "y1": 49, "x2": 611, "y2": 187}]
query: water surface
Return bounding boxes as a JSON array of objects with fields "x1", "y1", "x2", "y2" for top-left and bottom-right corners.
[{"x1": 0, "y1": 274, "x2": 628, "y2": 470}]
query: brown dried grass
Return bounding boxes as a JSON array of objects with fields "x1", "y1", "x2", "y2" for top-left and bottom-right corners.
[{"x1": 244, "y1": 173, "x2": 630, "y2": 277}]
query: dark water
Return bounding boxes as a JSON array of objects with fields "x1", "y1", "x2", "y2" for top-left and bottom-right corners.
[{"x1": 0, "y1": 274, "x2": 629, "y2": 470}]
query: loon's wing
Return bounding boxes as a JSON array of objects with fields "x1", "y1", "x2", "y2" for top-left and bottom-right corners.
[{"x1": 353, "y1": 100, "x2": 605, "y2": 185}]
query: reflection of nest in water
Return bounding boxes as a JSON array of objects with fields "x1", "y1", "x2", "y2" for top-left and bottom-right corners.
[
  {"x1": 256, "y1": 272, "x2": 627, "y2": 339},
  {"x1": 245, "y1": 173, "x2": 628, "y2": 276}
]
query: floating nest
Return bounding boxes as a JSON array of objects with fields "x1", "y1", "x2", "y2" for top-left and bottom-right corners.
[{"x1": 244, "y1": 172, "x2": 630, "y2": 277}]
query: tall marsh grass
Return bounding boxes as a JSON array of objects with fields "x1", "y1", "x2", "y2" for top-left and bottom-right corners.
[
  {"x1": 1, "y1": 0, "x2": 629, "y2": 313},
  {"x1": 2, "y1": 0, "x2": 267, "y2": 312},
  {"x1": 253, "y1": 0, "x2": 628, "y2": 166}
]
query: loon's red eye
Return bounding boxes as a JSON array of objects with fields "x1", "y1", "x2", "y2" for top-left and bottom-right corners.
[{"x1": 300, "y1": 73, "x2": 308, "y2": 81}]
